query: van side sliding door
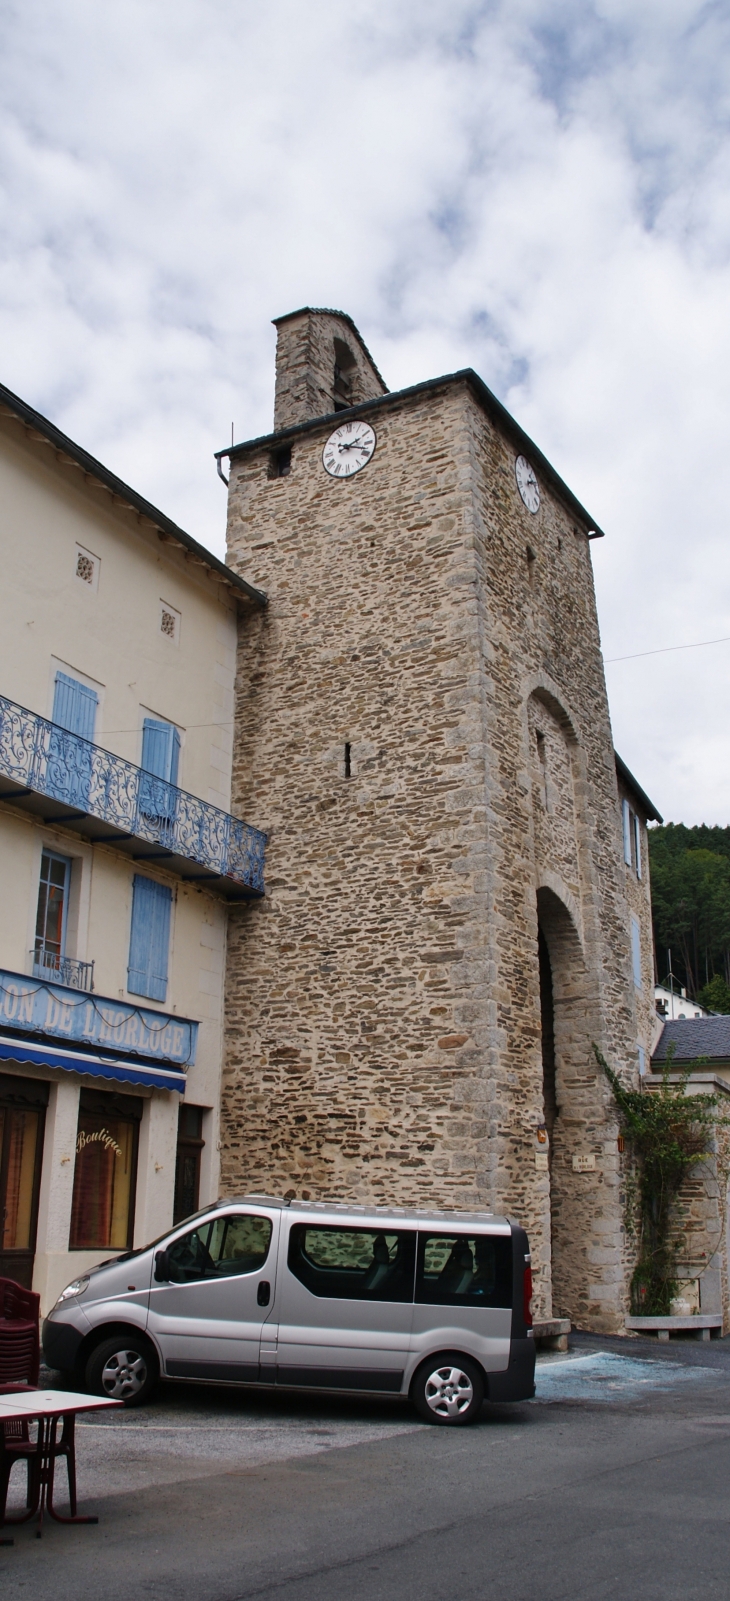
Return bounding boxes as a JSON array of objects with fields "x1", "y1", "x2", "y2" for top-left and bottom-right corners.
[{"x1": 274, "y1": 1220, "x2": 415, "y2": 1393}]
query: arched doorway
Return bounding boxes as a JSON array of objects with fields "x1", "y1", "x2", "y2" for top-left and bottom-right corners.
[{"x1": 537, "y1": 885, "x2": 601, "y2": 1324}]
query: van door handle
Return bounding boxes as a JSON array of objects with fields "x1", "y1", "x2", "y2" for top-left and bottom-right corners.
[{"x1": 257, "y1": 1281, "x2": 271, "y2": 1307}]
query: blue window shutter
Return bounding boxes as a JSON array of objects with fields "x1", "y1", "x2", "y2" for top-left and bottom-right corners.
[
  {"x1": 631, "y1": 916, "x2": 641, "y2": 989},
  {"x1": 169, "y1": 725, "x2": 181, "y2": 788},
  {"x1": 621, "y1": 799, "x2": 632, "y2": 867},
  {"x1": 128, "y1": 875, "x2": 172, "y2": 1002},
  {"x1": 52, "y1": 672, "x2": 98, "y2": 739},
  {"x1": 141, "y1": 718, "x2": 180, "y2": 785}
]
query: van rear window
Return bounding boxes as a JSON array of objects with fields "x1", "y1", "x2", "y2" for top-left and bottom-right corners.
[
  {"x1": 288, "y1": 1225, "x2": 416, "y2": 1302},
  {"x1": 415, "y1": 1233, "x2": 512, "y2": 1308}
]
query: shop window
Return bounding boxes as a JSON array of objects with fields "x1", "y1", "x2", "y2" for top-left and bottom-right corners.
[
  {"x1": 127, "y1": 875, "x2": 172, "y2": 1002},
  {"x1": 33, "y1": 850, "x2": 71, "y2": 978},
  {"x1": 69, "y1": 1088, "x2": 142, "y2": 1251},
  {"x1": 0, "y1": 1075, "x2": 48, "y2": 1289},
  {"x1": 173, "y1": 1105, "x2": 205, "y2": 1224}
]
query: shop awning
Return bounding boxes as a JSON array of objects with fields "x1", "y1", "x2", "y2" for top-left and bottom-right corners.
[{"x1": 0, "y1": 1033, "x2": 187, "y2": 1094}]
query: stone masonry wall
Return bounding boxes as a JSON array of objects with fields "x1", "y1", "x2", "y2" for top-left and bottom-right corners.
[
  {"x1": 616, "y1": 774, "x2": 659, "y2": 1069},
  {"x1": 462, "y1": 390, "x2": 641, "y2": 1327},
  {"x1": 272, "y1": 309, "x2": 387, "y2": 432},
  {"x1": 223, "y1": 354, "x2": 642, "y2": 1331}
]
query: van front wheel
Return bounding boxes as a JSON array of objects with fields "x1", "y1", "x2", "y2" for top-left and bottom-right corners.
[
  {"x1": 85, "y1": 1335, "x2": 158, "y2": 1406},
  {"x1": 411, "y1": 1355, "x2": 484, "y2": 1425}
]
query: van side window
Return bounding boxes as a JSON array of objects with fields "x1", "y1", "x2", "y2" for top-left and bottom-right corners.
[
  {"x1": 166, "y1": 1213, "x2": 272, "y2": 1283},
  {"x1": 288, "y1": 1225, "x2": 416, "y2": 1302},
  {"x1": 415, "y1": 1233, "x2": 513, "y2": 1308}
]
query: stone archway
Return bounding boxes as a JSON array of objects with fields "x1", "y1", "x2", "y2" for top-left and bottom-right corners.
[{"x1": 537, "y1": 884, "x2": 603, "y2": 1324}]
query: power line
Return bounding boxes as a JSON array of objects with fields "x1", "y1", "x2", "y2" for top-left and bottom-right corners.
[{"x1": 605, "y1": 634, "x2": 730, "y2": 665}]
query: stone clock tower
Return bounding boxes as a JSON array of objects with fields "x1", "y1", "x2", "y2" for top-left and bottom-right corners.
[{"x1": 219, "y1": 306, "x2": 646, "y2": 1331}]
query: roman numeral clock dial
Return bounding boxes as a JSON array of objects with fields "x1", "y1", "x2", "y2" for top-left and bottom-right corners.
[{"x1": 322, "y1": 420, "x2": 376, "y2": 478}]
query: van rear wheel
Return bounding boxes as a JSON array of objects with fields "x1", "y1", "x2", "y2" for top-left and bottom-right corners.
[
  {"x1": 411, "y1": 1354, "x2": 484, "y2": 1425},
  {"x1": 85, "y1": 1335, "x2": 158, "y2": 1406}
]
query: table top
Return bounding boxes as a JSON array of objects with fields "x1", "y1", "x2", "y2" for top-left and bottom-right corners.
[{"x1": 0, "y1": 1388, "x2": 122, "y2": 1419}]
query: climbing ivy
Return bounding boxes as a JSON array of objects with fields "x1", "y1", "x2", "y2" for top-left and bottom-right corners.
[{"x1": 593, "y1": 1044, "x2": 728, "y2": 1315}]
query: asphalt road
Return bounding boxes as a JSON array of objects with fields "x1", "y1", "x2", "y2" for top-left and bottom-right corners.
[{"x1": 3, "y1": 1334, "x2": 730, "y2": 1600}]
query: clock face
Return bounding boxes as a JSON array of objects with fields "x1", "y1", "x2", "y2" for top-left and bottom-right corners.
[
  {"x1": 322, "y1": 420, "x2": 376, "y2": 478},
  {"x1": 515, "y1": 455, "x2": 540, "y2": 514}
]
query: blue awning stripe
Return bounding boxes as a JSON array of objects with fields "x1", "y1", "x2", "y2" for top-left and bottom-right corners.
[{"x1": 0, "y1": 1033, "x2": 186, "y2": 1094}]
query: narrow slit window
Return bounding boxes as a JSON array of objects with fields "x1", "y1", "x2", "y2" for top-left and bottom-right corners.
[
  {"x1": 344, "y1": 742, "x2": 351, "y2": 779},
  {"x1": 633, "y1": 812, "x2": 642, "y2": 879},
  {"x1": 631, "y1": 915, "x2": 642, "y2": 989},
  {"x1": 622, "y1": 799, "x2": 632, "y2": 867},
  {"x1": 535, "y1": 730, "x2": 548, "y2": 809}
]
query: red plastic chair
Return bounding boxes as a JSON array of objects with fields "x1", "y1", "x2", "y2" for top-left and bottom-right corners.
[
  {"x1": 0, "y1": 1280, "x2": 40, "y2": 1387},
  {"x1": 0, "y1": 1279, "x2": 41, "y2": 1528}
]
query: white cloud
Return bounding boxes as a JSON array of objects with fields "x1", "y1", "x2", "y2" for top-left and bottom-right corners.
[{"x1": 0, "y1": 0, "x2": 729, "y2": 821}]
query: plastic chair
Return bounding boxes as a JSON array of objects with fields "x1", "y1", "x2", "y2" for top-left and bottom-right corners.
[
  {"x1": 0, "y1": 1280, "x2": 40, "y2": 1386},
  {"x1": 0, "y1": 1279, "x2": 42, "y2": 1528}
]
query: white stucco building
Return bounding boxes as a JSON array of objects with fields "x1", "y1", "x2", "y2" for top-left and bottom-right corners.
[{"x1": 0, "y1": 380, "x2": 266, "y2": 1310}]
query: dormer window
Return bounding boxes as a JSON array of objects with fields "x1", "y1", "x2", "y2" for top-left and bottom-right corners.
[{"x1": 333, "y1": 338, "x2": 356, "y2": 411}]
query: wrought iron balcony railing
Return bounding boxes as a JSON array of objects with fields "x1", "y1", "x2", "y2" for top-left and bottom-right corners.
[
  {"x1": 0, "y1": 695, "x2": 265, "y2": 900},
  {"x1": 32, "y1": 947, "x2": 95, "y2": 992}
]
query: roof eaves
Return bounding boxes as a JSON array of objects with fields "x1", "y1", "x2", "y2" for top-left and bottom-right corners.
[
  {"x1": 271, "y1": 307, "x2": 389, "y2": 393},
  {"x1": 0, "y1": 380, "x2": 267, "y2": 610},
  {"x1": 217, "y1": 368, "x2": 605, "y2": 540},
  {"x1": 615, "y1": 752, "x2": 663, "y2": 824}
]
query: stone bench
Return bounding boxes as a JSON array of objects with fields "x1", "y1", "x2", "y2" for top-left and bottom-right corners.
[
  {"x1": 625, "y1": 1314, "x2": 723, "y2": 1342},
  {"x1": 533, "y1": 1318, "x2": 571, "y2": 1352}
]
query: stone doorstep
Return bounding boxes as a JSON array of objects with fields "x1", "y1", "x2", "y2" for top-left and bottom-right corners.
[
  {"x1": 625, "y1": 1314, "x2": 724, "y2": 1343},
  {"x1": 532, "y1": 1318, "x2": 571, "y2": 1352}
]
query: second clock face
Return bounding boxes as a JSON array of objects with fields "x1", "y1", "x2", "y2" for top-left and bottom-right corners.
[
  {"x1": 322, "y1": 421, "x2": 376, "y2": 478},
  {"x1": 515, "y1": 455, "x2": 540, "y2": 514}
]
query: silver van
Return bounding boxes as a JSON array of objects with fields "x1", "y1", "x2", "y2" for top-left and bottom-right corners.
[{"x1": 42, "y1": 1197, "x2": 536, "y2": 1425}]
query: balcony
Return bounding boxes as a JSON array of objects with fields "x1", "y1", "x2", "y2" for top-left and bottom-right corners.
[
  {"x1": 0, "y1": 696, "x2": 265, "y2": 901},
  {"x1": 32, "y1": 946, "x2": 94, "y2": 992}
]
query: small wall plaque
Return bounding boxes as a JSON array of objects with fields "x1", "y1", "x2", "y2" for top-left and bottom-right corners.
[
  {"x1": 535, "y1": 1151, "x2": 549, "y2": 1170},
  {"x1": 573, "y1": 1153, "x2": 596, "y2": 1172}
]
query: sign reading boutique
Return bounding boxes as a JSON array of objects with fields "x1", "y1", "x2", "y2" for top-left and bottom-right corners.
[{"x1": 0, "y1": 968, "x2": 197, "y2": 1067}]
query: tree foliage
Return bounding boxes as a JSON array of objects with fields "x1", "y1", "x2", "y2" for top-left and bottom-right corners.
[
  {"x1": 648, "y1": 823, "x2": 730, "y2": 1003},
  {"x1": 594, "y1": 1044, "x2": 723, "y2": 1314}
]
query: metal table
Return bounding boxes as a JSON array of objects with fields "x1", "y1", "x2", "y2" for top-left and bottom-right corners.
[{"x1": 0, "y1": 1388, "x2": 122, "y2": 1540}]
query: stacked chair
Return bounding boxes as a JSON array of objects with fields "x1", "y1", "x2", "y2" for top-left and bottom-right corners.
[
  {"x1": 0, "y1": 1278, "x2": 42, "y2": 1528},
  {"x1": 0, "y1": 1278, "x2": 82, "y2": 1531}
]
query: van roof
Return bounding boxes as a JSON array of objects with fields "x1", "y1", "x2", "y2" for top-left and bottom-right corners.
[{"x1": 223, "y1": 1194, "x2": 512, "y2": 1230}]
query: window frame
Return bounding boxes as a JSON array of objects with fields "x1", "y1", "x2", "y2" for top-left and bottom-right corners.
[
  {"x1": 34, "y1": 848, "x2": 72, "y2": 968},
  {"x1": 414, "y1": 1231, "x2": 513, "y2": 1310},
  {"x1": 164, "y1": 1211, "x2": 274, "y2": 1284},
  {"x1": 287, "y1": 1223, "x2": 417, "y2": 1303},
  {"x1": 69, "y1": 1088, "x2": 142, "y2": 1252}
]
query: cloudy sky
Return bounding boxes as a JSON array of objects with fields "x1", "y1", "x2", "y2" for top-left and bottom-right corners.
[{"x1": 1, "y1": 1, "x2": 728, "y2": 825}]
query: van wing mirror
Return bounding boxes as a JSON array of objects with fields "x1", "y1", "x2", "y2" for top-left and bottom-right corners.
[{"x1": 154, "y1": 1249, "x2": 170, "y2": 1283}]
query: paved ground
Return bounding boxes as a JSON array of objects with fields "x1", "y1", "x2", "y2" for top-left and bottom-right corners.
[{"x1": 3, "y1": 1333, "x2": 730, "y2": 1599}]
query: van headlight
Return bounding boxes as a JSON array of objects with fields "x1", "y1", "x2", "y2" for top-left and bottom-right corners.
[{"x1": 55, "y1": 1276, "x2": 89, "y2": 1305}]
